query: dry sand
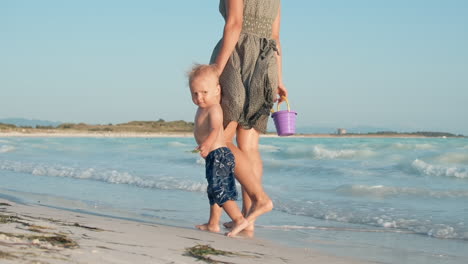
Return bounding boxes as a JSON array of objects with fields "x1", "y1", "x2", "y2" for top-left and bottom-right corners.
[{"x1": 0, "y1": 198, "x2": 370, "y2": 264}]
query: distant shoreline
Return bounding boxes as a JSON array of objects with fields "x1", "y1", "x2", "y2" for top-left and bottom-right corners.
[
  {"x1": 0, "y1": 130, "x2": 464, "y2": 138},
  {"x1": 1, "y1": 120, "x2": 465, "y2": 138}
]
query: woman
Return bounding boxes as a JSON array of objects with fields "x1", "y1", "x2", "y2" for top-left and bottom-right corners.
[{"x1": 210, "y1": 0, "x2": 288, "y2": 232}]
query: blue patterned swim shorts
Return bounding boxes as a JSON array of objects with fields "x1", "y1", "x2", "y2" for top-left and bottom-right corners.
[{"x1": 205, "y1": 147, "x2": 237, "y2": 206}]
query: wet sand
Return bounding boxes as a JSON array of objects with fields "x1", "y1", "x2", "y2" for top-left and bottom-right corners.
[{"x1": 0, "y1": 198, "x2": 369, "y2": 264}]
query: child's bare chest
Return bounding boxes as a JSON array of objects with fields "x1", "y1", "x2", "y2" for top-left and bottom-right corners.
[{"x1": 194, "y1": 110, "x2": 211, "y2": 143}]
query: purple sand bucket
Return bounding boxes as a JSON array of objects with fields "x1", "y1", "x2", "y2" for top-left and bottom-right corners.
[{"x1": 271, "y1": 97, "x2": 297, "y2": 136}]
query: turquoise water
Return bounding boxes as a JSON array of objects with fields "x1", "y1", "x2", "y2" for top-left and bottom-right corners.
[{"x1": 1, "y1": 136, "x2": 467, "y2": 263}]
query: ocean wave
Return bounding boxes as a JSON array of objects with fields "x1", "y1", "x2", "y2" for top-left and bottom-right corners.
[
  {"x1": 282, "y1": 145, "x2": 375, "y2": 160},
  {"x1": 392, "y1": 143, "x2": 435, "y2": 150},
  {"x1": 311, "y1": 145, "x2": 375, "y2": 159},
  {"x1": 0, "y1": 145, "x2": 16, "y2": 153},
  {"x1": 196, "y1": 157, "x2": 205, "y2": 165},
  {"x1": 258, "y1": 225, "x2": 418, "y2": 234},
  {"x1": 273, "y1": 199, "x2": 467, "y2": 240},
  {"x1": 167, "y1": 141, "x2": 190, "y2": 148},
  {"x1": 335, "y1": 184, "x2": 468, "y2": 198},
  {"x1": 259, "y1": 144, "x2": 281, "y2": 152},
  {"x1": 433, "y1": 152, "x2": 468, "y2": 165},
  {"x1": 0, "y1": 160, "x2": 208, "y2": 193},
  {"x1": 411, "y1": 159, "x2": 468, "y2": 179}
]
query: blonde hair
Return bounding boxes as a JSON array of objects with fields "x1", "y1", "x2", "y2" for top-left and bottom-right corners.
[{"x1": 187, "y1": 64, "x2": 219, "y2": 87}]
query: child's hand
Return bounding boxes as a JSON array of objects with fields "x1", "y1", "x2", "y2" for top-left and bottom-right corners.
[
  {"x1": 190, "y1": 148, "x2": 201, "y2": 153},
  {"x1": 196, "y1": 145, "x2": 209, "y2": 158}
]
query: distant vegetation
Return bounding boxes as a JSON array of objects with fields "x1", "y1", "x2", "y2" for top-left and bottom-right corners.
[
  {"x1": 344, "y1": 131, "x2": 465, "y2": 138},
  {"x1": 0, "y1": 123, "x2": 17, "y2": 129},
  {"x1": 0, "y1": 119, "x2": 194, "y2": 133},
  {"x1": 0, "y1": 120, "x2": 465, "y2": 137}
]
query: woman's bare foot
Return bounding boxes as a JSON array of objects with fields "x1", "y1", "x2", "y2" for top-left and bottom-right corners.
[
  {"x1": 245, "y1": 197, "x2": 273, "y2": 223},
  {"x1": 196, "y1": 223, "x2": 220, "y2": 233},
  {"x1": 224, "y1": 221, "x2": 254, "y2": 231},
  {"x1": 225, "y1": 218, "x2": 250, "y2": 237}
]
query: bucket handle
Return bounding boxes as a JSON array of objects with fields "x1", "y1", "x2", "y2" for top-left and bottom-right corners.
[{"x1": 271, "y1": 96, "x2": 290, "y2": 113}]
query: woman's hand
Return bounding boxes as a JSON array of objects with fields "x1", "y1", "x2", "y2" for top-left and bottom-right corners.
[{"x1": 275, "y1": 83, "x2": 288, "y2": 103}]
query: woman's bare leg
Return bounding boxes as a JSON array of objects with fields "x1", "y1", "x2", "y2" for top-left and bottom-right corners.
[
  {"x1": 236, "y1": 127, "x2": 263, "y2": 230},
  {"x1": 223, "y1": 122, "x2": 273, "y2": 228},
  {"x1": 222, "y1": 200, "x2": 249, "y2": 237}
]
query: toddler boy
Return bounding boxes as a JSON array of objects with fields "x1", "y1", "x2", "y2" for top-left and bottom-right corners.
[{"x1": 188, "y1": 64, "x2": 249, "y2": 237}]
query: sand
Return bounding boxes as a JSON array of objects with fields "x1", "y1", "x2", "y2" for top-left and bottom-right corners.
[{"x1": 0, "y1": 198, "x2": 370, "y2": 264}]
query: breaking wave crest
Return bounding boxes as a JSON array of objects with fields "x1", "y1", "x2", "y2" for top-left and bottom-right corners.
[
  {"x1": 335, "y1": 184, "x2": 468, "y2": 198},
  {"x1": 411, "y1": 159, "x2": 468, "y2": 179},
  {"x1": 273, "y1": 199, "x2": 467, "y2": 240},
  {"x1": 283, "y1": 145, "x2": 375, "y2": 160},
  {"x1": 0, "y1": 160, "x2": 207, "y2": 193},
  {"x1": 0, "y1": 145, "x2": 16, "y2": 153}
]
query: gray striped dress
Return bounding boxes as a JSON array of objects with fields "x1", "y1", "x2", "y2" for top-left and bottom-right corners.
[{"x1": 210, "y1": 0, "x2": 280, "y2": 133}]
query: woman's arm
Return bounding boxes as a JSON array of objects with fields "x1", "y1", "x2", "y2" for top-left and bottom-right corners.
[
  {"x1": 213, "y1": 0, "x2": 243, "y2": 75},
  {"x1": 271, "y1": 4, "x2": 288, "y2": 103}
]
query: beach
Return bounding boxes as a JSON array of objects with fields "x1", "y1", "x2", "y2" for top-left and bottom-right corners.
[
  {"x1": 0, "y1": 198, "x2": 364, "y2": 264},
  {"x1": 1, "y1": 134, "x2": 467, "y2": 264}
]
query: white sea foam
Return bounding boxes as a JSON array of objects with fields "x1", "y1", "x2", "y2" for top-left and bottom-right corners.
[
  {"x1": 167, "y1": 141, "x2": 190, "y2": 148},
  {"x1": 0, "y1": 145, "x2": 15, "y2": 153},
  {"x1": 273, "y1": 199, "x2": 467, "y2": 240},
  {"x1": 283, "y1": 145, "x2": 375, "y2": 160},
  {"x1": 434, "y1": 152, "x2": 468, "y2": 165},
  {"x1": 335, "y1": 184, "x2": 468, "y2": 198},
  {"x1": 258, "y1": 224, "x2": 418, "y2": 234},
  {"x1": 259, "y1": 144, "x2": 280, "y2": 152},
  {"x1": 0, "y1": 160, "x2": 208, "y2": 193},
  {"x1": 412, "y1": 159, "x2": 468, "y2": 179},
  {"x1": 392, "y1": 143, "x2": 434, "y2": 150},
  {"x1": 311, "y1": 145, "x2": 375, "y2": 159},
  {"x1": 196, "y1": 157, "x2": 205, "y2": 165},
  {"x1": 336, "y1": 168, "x2": 375, "y2": 177}
]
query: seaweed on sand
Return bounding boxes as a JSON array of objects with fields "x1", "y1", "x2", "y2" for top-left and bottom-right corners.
[
  {"x1": 0, "y1": 250, "x2": 17, "y2": 259},
  {"x1": 30, "y1": 234, "x2": 79, "y2": 248},
  {"x1": 185, "y1": 244, "x2": 237, "y2": 264},
  {"x1": 0, "y1": 232, "x2": 78, "y2": 249},
  {"x1": 0, "y1": 213, "x2": 22, "y2": 224},
  {"x1": 73, "y1": 222, "x2": 103, "y2": 231}
]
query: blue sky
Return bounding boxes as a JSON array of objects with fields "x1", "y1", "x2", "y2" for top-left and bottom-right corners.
[{"x1": 1, "y1": 0, "x2": 467, "y2": 134}]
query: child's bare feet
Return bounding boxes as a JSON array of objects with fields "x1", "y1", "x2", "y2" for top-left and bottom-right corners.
[
  {"x1": 196, "y1": 223, "x2": 220, "y2": 233},
  {"x1": 225, "y1": 218, "x2": 249, "y2": 237}
]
